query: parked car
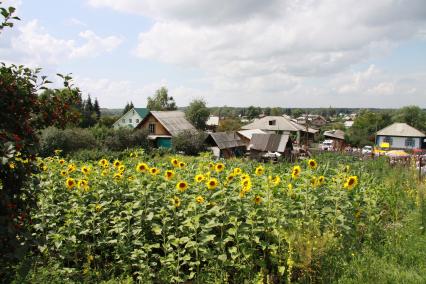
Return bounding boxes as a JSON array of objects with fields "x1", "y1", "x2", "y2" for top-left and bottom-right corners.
[
  {"x1": 361, "y1": 145, "x2": 373, "y2": 155},
  {"x1": 320, "y1": 140, "x2": 334, "y2": 151}
]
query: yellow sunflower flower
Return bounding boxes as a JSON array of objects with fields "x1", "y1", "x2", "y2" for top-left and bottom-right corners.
[
  {"x1": 171, "y1": 158, "x2": 179, "y2": 167},
  {"x1": 253, "y1": 195, "x2": 262, "y2": 205},
  {"x1": 241, "y1": 179, "x2": 252, "y2": 192},
  {"x1": 215, "y1": 163, "x2": 225, "y2": 173},
  {"x1": 98, "y1": 159, "x2": 109, "y2": 167},
  {"x1": 206, "y1": 178, "x2": 219, "y2": 190},
  {"x1": 113, "y1": 172, "x2": 123, "y2": 180},
  {"x1": 344, "y1": 176, "x2": 358, "y2": 190},
  {"x1": 59, "y1": 159, "x2": 65, "y2": 165},
  {"x1": 233, "y1": 167, "x2": 242, "y2": 175},
  {"x1": 194, "y1": 174, "x2": 204, "y2": 183},
  {"x1": 176, "y1": 181, "x2": 188, "y2": 192},
  {"x1": 291, "y1": 165, "x2": 301, "y2": 179},
  {"x1": 67, "y1": 164, "x2": 76, "y2": 173},
  {"x1": 226, "y1": 173, "x2": 235, "y2": 183},
  {"x1": 101, "y1": 169, "x2": 109, "y2": 176},
  {"x1": 113, "y1": 160, "x2": 122, "y2": 168},
  {"x1": 255, "y1": 165, "x2": 264, "y2": 176},
  {"x1": 179, "y1": 162, "x2": 186, "y2": 168},
  {"x1": 81, "y1": 166, "x2": 91, "y2": 175},
  {"x1": 269, "y1": 175, "x2": 281, "y2": 186},
  {"x1": 165, "y1": 170, "x2": 175, "y2": 180},
  {"x1": 195, "y1": 196, "x2": 205, "y2": 204},
  {"x1": 150, "y1": 167, "x2": 160, "y2": 175},
  {"x1": 307, "y1": 159, "x2": 318, "y2": 169},
  {"x1": 318, "y1": 176, "x2": 325, "y2": 185},
  {"x1": 60, "y1": 170, "x2": 67, "y2": 177},
  {"x1": 78, "y1": 179, "x2": 89, "y2": 189},
  {"x1": 136, "y1": 162, "x2": 149, "y2": 173},
  {"x1": 171, "y1": 196, "x2": 181, "y2": 208},
  {"x1": 65, "y1": 178, "x2": 76, "y2": 189}
]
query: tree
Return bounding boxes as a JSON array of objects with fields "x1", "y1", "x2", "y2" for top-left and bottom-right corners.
[
  {"x1": 147, "y1": 87, "x2": 177, "y2": 111},
  {"x1": 246, "y1": 106, "x2": 261, "y2": 119},
  {"x1": 185, "y1": 99, "x2": 210, "y2": 130},
  {"x1": 94, "y1": 98, "x2": 101, "y2": 120},
  {"x1": 122, "y1": 101, "x2": 134, "y2": 115},
  {"x1": 271, "y1": 107, "x2": 283, "y2": 116},
  {"x1": 172, "y1": 130, "x2": 206, "y2": 155},
  {"x1": 392, "y1": 106, "x2": 426, "y2": 131},
  {"x1": 217, "y1": 118, "x2": 242, "y2": 132}
]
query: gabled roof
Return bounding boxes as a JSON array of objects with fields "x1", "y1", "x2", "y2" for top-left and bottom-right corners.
[
  {"x1": 206, "y1": 132, "x2": 246, "y2": 149},
  {"x1": 376, "y1": 123, "x2": 425, "y2": 137},
  {"x1": 324, "y1": 129, "x2": 346, "y2": 140},
  {"x1": 241, "y1": 116, "x2": 300, "y2": 132},
  {"x1": 289, "y1": 121, "x2": 319, "y2": 134},
  {"x1": 148, "y1": 111, "x2": 196, "y2": 136},
  {"x1": 237, "y1": 129, "x2": 267, "y2": 140},
  {"x1": 249, "y1": 134, "x2": 291, "y2": 152},
  {"x1": 134, "y1": 108, "x2": 149, "y2": 118}
]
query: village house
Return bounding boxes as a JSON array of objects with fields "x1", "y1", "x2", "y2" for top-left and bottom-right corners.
[
  {"x1": 113, "y1": 107, "x2": 149, "y2": 129},
  {"x1": 323, "y1": 129, "x2": 346, "y2": 151},
  {"x1": 296, "y1": 114, "x2": 327, "y2": 128},
  {"x1": 248, "y1": 133, "x2": 293, "y2": 160},
  {"x1": 375, "y1": 123, "x2": 426, "y2": 150},
  {"x1": 136, "y1": 111, "x2": 196, "y2": 148},
  {"x1": 205, "y1": 132, "x2": 246, "y2": 158},
  {"x1": 236, "y1": 129, "x2": 267, "y2": 148}
]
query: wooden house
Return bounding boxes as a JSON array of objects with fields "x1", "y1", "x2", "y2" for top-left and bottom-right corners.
[
  {"x1": 376, "y1": 123, "x2": 425, "y2": 150},
  {"x1": 113, "y1": 107, "x2": 149, "y2": 129},
  {"x1": 205, "y1": 132, "x2": 246, "y2": 158},
  {"x1": 248, "y1": 133, "x2": 293, "y2": 160}
]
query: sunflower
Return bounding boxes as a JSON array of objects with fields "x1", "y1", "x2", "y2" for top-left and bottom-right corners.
[
  {"x1": 78, "y1": 179, "x2": 89, "y2": 189},
  {"x1": 165, "y1": 170, "x2": 175, "y2": 180},
  {"x1": 310, "y1": 176, "x2": 318, "y2": 187},
  {"x1": 65, "y1": 178, "x2": 76, "y2": 189},
  {"x1": 233, "y1": 167, "x2": 242, "y2": 175},
  {"x1": 206, "y1": 178, "x2": 219, "y2": 190},
  {"x1": 60, "y1": 170, "x2": 67, "y2": 177},
  {"x1": 179, "y1": 162, "x2": 186, "y2": 168},
  {"x1": 171, "y1": 158, "x2": 179, "y2": 167},
  {"x1": 291, "y1": 165, "x2": 301, "y2": 179},
  {"x1": 253, "y1": 195, "x2": 262, "y2": 205},
  {"x1": 176, "y1": 181, "x2": 188, "y2": 192},
  {"x1": 98, "y1": 159, "x2": 109, "y2": 167},
  {"x1": 195, "y1": 196, "x2": 205, "y2": 204},
  {"x1": 113, "y1": 160, "x2": 122, "y2": 168},
  {"x1": 101, "y1": 169, "x2": 109, "y2": 176},
  {"x1": 54, "y1": 149, "x2": 62, "y2": 156},
  {"x1": 226, "y1": 173, "x2": 235, "y2": 183},
  {"x1": 241, "y1": 174, "x2": 250, "y2": 181},
  {"x1": 307, "y1": 159, "x2": 318, "y2": 169},
  {"x1": 239, "y1": 189, "x2": 247, "y2": 198},
  {"x1": 150, "y1": 167, "x2": 160, "y2": 175},
  {"x1": 288, "y1": 183, "x2": 293, "y2": 190},
  {"x1": 59, "y1": 159, "x2": 65, "y2": 165},
  {"x1": 81, "y1": 166, "x2": 91, "y2": 175},
  {"x1": 255, "y1": 165, "x2": 264, "y2": 176},
  {"x1": 344, "y1": 176, "x2": 358, "y2": 190},
  {"x1": 215, "y1": 163, "x2": 225, "y2": 173},
  {"x1": 67, "y1": 164, "x2": 76, "y2": 173},
  {"x1": 318, "y1": 176, "x2": 325, "y2": 185},
  {"x1": 113, "y1": 172, "x2": 123, "y2": 180},
  {"x1": 241, "y1": 179, "x2": 252, "y2": 192},
  {"x1": 194, "y1": 174, "x2": 204, "y2": 183},
  {"x1": 136, "y1": 162, "x2": 149, "y2": 173},
  {"x1": 172, "y1": 196, "x2": 181, "y2": 208},
  {"x1": 269, "y1": 175, "x2": 281, "y2": 186}
]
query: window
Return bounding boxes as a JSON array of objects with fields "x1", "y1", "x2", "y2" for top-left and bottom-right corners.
[
  {"x1": 405, "y1": 138, "x2": 415, "y2": 147},
  {"x1": 149, "y1": 123, "x2": 155, "y2": 134},
  {"x1": 129, "y1": 118, "x2": 132, "y2": 123},
  {"x1": 269, "y1": 120, "x2": 276, "y2": 126},
  {"x1": 383, "y1": 136, "x2": 393, "y2": 145},
  {"x1": 136, "y1": 119, "x2": 139, "y2": 123}
]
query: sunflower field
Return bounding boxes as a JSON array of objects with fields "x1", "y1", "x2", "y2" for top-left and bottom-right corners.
[{"x1": 22, "y1": 150, "x2": 420, "y2": 283}]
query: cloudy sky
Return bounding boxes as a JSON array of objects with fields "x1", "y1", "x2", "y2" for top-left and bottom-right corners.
[{"x1": 1, "y1": 0, "x2": 426, "y2": 108}]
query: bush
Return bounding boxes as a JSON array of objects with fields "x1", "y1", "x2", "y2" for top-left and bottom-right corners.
[
  {"x1": 40, "y1": 127, "x2": 98, "y2": 156},
  {"x1": 172, "y1": 130, "x2": 207, "y2": 155},
  {"x1": 103, "y1": 128, "x2": 149, "y2": 151}
]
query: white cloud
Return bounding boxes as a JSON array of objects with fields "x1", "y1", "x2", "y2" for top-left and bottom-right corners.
[{"x1": 8, "y1": 20, "x2": 122, "y2": 65}]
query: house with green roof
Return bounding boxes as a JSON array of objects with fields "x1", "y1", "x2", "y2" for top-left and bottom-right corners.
[{"x1": 113, "y1": 107, "x2": 149, "y2": 129}]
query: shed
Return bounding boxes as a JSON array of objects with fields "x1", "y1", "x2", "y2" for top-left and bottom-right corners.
[
  {"x1": 249, "y1": 133, "x2": 293, "y2": 160},
  {"x1": 205, "y1": 132, "x2": 246, "y2": 158}
]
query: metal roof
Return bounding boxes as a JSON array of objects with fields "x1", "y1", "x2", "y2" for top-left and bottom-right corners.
[
  {"x1": 249, "y1": 133, "x2": 291, "y2": 152},
  {"x1": 376, "y1": 123, "x2": 425, "y2": 137},
  {"x1": 324, "y1": 129, "x2": 345, "y2": 140},
  {"x1": 134, "y1": 108, "x2": 149, "y2": 118},
  {"x1": 150, "y1": 111, "x2": 196, "y2": 136},
  {"x1": 237, "y1": 129, "x2": 267, "y2": 140},
  {"x1": 241, "y1": 116, "x2": 300, "y2": 132},
  {"x1": 206, "y1": 132, "x2": 246, "y2": 150}
]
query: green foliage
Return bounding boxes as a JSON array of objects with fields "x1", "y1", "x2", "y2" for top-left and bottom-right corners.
[
  {"x1": 0, "y1": 3, "x2": 20, "y2": 32},
  {"x1": 122, "y1": 101, "x2": 134, "y2": 115},
  {"x1": 147, "y1": 87, "x2": 177, "y2": 111},
  {"x1": 345, "y1": 110, "x2": 392, "y2": 146},
  {"x1": 97, "y1": 116, "x2": 119, "y2": 128},
  {"x1": 103, "y1": 128, "x2": 150, "y2": 152},
  {"x1": 185, "y1": 99, "x2": 210, "y2": 130},
  {"x1": 172, "y1": 130, "x2": 207, "y2": 155},
  {"x1": 392, "y1": 105, "x2": 426, "y2": 131},
  {"x1": 217, "y1": 117, "x2": 242, "y2": 132},
  {"x1": 246, "y1": 106, "x2": 262, "y2": 119},
  {"x1": 17, "y1": 153, "x2": 421, "y2": 283}
]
